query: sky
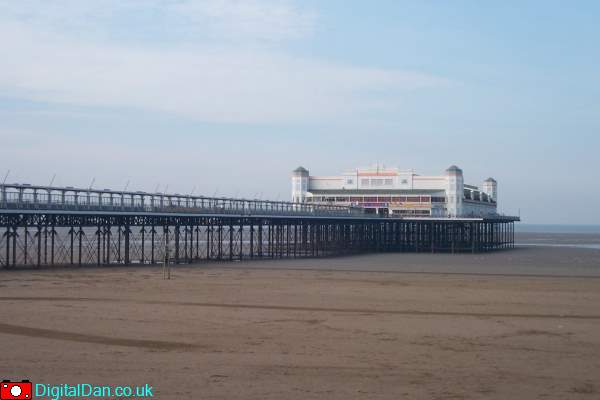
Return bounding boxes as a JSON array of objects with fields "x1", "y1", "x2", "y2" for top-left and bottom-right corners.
[{"x1": 1, "y1": 0, "x2": 599, "y2": 224}]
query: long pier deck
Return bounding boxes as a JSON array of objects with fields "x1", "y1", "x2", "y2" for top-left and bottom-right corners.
[{"x1": 0, "y1": 184, "x2": 519, "y2": 268}]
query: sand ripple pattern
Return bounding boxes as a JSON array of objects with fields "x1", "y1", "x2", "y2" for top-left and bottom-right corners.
[
  {"x1": 1, "y1": 296, "x2": 599, "y2": 320},
  {"x1": 0, "y1": 320, "x2": 197, "y2": 350}
]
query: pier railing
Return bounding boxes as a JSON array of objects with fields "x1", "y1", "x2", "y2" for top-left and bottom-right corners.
[
  {"x1": 0, "y1": 184, "x2": 520, "y2": 221},
  {"x1": 0, "y1": 184, "x2": 365, "y2": 218}
]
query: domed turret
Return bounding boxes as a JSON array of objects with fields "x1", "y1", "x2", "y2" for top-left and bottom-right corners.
[
  {"x1": 483, "y1": 177, "x2": 498, "y2": 202},
  {"x1": 292, "y1": 166, "x2": 309, "y2": 176},
  {"x1": 445, "y1": 164, "x2": 464, "y2": 217},
  {"x1": 446, "y1": 165, "x2": 463, "y2": 175},
  {"x1": 291, "y1": 166, "x2": 309, "y2": 203}
]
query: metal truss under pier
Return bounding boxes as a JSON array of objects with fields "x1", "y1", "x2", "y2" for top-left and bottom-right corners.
[{"x1": 0, "y1": 211, "x2": 518, "y2": 268}]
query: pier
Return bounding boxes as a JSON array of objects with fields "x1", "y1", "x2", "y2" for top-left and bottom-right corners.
[{"x1": 0, "y1": 183, "x2": 519, "y2": 268}]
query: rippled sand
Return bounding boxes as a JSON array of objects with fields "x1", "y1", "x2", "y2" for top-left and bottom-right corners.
[{"x1": 1, "y1": 247, "x2": 599, "y2": 399}]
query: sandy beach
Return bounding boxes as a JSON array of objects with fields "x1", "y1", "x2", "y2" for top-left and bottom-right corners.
[{"x1": 1, "y1": 246, "x2": 600, "y2": 399}]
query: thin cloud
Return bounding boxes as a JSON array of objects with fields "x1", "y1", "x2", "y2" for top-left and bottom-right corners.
[
  {"x1": 172, "y1": 0, "x2": 317, "y2": 42},
  {"x1": 0, "y1": 0, "x2": 316, "y2": 43},
  {"x1": 0, "y1": 1, "x2": 451, "y2": 123}
]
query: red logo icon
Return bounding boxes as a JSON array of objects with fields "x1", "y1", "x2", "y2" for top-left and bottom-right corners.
[{"x1": 0, "y1": 381, "x2": 32, "y2": 400}]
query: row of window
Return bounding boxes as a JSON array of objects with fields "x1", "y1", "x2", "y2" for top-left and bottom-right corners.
[
  {"x1": 463, "y1": 189, "x2": 495, "y2": 203},
  {"x1": 391, "y1": 209, "x2": 431, "y2": 215},
  {"x1": 307, "y1": 195, "x2": 446, "y2": 203},
  {"x1": 359, "y1": 178, "x2": 395, "y2": 187}
]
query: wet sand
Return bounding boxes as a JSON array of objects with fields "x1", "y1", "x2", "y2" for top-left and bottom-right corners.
[
  {"x1": 1, "y1": 246, "x2": 600, "y2": 399},
  {"x1": 516, "y1": 232, "x2": 600, "y2": 249}
]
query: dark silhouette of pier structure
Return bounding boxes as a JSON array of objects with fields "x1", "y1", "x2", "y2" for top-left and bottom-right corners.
[{"x1": 0, "y1": 183, "x2": 519, "y2": 268}]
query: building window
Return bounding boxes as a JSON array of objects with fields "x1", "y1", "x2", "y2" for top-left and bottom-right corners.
[
  {"x1": 346, "y1": 179, "x2": 353, "y2": 185},
  {"x1": 396, "y1": 209, "x2": 431, "y2": 216},
  {"x1": 361, "y1": 179, "x2": 369, "y2": 186},
  {"x1": 401, "y1": 179, "x2": 408, "y2": 185},
  {"x1": 384, "y1": 179, "x2": 393, "y2": 185},
  {"x1": 371, "y1": 179, "x2": 384, "y2": 186}
]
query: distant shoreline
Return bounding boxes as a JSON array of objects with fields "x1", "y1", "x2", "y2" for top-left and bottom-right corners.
[
  {"x1": 516, "y1": 243, "x2": 600, "y2": 250},
  {"x1": 516, "y1": 224, "x2": 600, "y2": 234},
  {"x1": 515, "y1": 231, "x2": 600, "y2": 251}
]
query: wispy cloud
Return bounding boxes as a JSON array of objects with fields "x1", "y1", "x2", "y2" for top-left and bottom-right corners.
[
  {"x1": 0, "y1": 1, "x2": 450, "y2": 123},
  {"x1": 171, "y1": 0, "x2": 317, "y2": 42},
  {"x1": 0, "y1": 0, "x2": 316, "y2": 43}
]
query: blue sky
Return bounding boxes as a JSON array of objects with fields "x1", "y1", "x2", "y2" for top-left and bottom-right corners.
[{"x1": 1, "y1": 1, "x2": 599, "y2": 223}]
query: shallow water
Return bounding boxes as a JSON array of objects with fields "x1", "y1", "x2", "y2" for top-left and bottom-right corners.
[
  {"x1": 516, "y1": 231, "x2": 600, "y2": 250},
  {"x1": 517, "y1": 224, "x2": 600, "y2": 234},
  {"x1": 517, "y1": 243, "x2": 600, "y2": 250}
]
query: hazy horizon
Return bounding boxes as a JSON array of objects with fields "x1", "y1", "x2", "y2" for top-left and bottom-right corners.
[{"x1": 1, "y1": 1, "x2": 598, "y2": 224}]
